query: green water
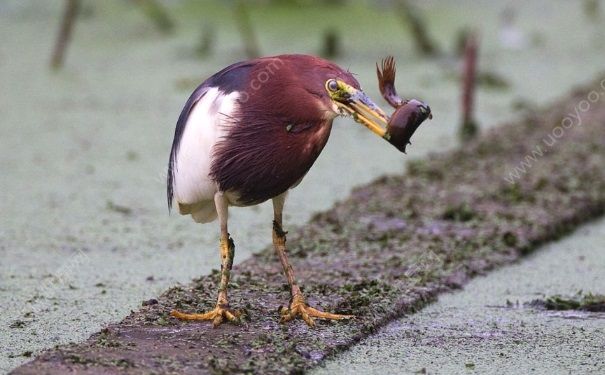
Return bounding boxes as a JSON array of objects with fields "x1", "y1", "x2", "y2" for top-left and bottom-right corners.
[{"x1": 1, "y1": 0, "x2": 603, "y2": 372}]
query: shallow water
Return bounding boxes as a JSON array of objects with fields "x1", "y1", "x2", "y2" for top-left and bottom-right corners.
[{"x1": 1, "y1": 0, "x2": 604, "y2": 372}]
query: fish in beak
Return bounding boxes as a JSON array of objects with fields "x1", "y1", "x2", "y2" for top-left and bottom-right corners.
[
  {"x1": 386, "y1": 99, "x2": 432, "y2": 153},
  {"x1": 326, "y1": 71, "x2": 432, "y2": 154}
]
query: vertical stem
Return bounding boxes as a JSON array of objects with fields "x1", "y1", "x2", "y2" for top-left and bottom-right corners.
[
  {"x1": 396, "y1": 0, "x2": 439, "y2": 57},
  {"x1": 50, "y1": 0, "x2": 80, "y2": 70},
  {"x1": 132, "y1": 0, "x2": 175, "y2": 34},
  {"x1": 460, "y1": 32, "x2": 479, "y2": 141},
  {"x1": 196, "y1": 24, "x2": 214, "y2": 57},
  {"x1": 462, "y1": 33, "x2": 477, "y2": 126},
  {"x1": 234, "y1": 0, "x2": 260, "y2": 58},
  {"x1": 321, "y1": 29, "x2": 341, "y2": 58},
  {"x1": 584, "y1": 0, "x2": 600, "y2": 22}
]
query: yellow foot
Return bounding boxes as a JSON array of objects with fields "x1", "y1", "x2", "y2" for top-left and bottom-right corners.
[
  {"x1": 170, "y1": 305, "x2": 242, "y2": 327},
  {"x1": 279, "y1": 295, "x2": 354, "y2": 327}
]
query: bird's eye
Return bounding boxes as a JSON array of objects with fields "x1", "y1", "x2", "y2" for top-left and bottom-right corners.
[{"x1": 326, "y1": 79, "x2": 339, "y2": 92}]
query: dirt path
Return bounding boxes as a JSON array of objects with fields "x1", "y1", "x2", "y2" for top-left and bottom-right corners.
[{"x1": 12, "y1": 78, "x2": 605, "y2": 374}]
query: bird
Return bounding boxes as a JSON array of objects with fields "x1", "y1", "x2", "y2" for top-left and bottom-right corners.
[{"x1": 167, "y1": 54, "x2": 399, "y2": 327}]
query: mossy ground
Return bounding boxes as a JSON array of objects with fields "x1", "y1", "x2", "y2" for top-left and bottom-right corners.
[
  {"x1": 12, "y1": 78, "x2": 605, "y2": 374},
  {"x1": 529, "y1": 292, "x2": 605, "y2": 312}
]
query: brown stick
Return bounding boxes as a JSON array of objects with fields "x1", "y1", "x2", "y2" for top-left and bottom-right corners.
[
  {"x1": 50, "y1": 0, "x2": 80, "y2": 70},
  {"x1": 459, "y1": 31, "x2": 479, "y2": 141}
]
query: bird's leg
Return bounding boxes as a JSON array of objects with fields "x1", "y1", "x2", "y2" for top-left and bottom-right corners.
[
  {"x1": 272, "y1": 194, "x2": 353, "y2": 327},
  {"x1": 170, "y1": 193, "x2": 242, "y2": 327}
]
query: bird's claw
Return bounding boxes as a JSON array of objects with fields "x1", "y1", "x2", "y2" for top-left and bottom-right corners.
[
  {"x1": 278, "y1": 294, "x2": 354, "y2": 327},
  {"x1": 170, "y1": 305, "x2": 243, "y2": 328}
]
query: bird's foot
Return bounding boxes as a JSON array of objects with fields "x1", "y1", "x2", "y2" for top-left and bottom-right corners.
[
  {"x1": 278, "y1": 294, "x2": 353, "y2": 327},
  {"x1": 170, "y1": 305, "x2": 243, "y2": 327}
]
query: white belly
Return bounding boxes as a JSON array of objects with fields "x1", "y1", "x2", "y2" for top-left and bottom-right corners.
[{"x1": 173, "y1": 88, "x2": 239, "y2": 223}]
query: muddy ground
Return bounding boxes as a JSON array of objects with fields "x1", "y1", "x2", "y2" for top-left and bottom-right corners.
[{"x1": 11, "y1": 78, "x2": 605, "y2": 374}]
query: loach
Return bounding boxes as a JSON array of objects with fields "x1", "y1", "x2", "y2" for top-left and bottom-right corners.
[{"x1": 376, "y1": 56, "x2": 432, "y2": 153}]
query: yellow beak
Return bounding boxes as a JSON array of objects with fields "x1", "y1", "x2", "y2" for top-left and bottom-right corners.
[{"x1": 328, "y1": 80, "x2": 390, "y2": 139}]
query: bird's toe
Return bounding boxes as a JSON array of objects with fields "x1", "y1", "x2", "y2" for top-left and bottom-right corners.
[
  {"x1": 171, "y1": 305, "x2": 243, "y2": 327},
  {"x1": 278, "y1": 296, "x2": 352, "y2": 327}
]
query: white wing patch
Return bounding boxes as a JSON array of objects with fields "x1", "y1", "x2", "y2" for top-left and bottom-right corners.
[{"x1": 173, "y1": 88, "x2": 239, "y2": 223}]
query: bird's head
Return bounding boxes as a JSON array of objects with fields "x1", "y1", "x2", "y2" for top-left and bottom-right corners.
[
  {"x1": 324, "y1": 77, "x2": 390, "y2": 138},
  {"x1": 278, "y1": 56, "x2": 391, "y2": 138},
  {"x1": 315, "y1": 57, "x2": 432, "y2": 153}
]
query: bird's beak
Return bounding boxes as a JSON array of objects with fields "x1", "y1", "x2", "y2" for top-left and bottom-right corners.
[{"x1": 328, "y1": 80, "x2": 390, "y2": 138}]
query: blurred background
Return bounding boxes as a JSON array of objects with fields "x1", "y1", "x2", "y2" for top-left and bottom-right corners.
[{"x1": 1, "y1": 0, "x2": 603, "y2": 372}]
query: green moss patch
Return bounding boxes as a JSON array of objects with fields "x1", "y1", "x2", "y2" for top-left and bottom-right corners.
[{"x1": 529, "y1": 292, "x2": 605, "y2": 312}]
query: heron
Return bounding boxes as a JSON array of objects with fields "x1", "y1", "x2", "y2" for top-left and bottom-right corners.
[{"x1": 167, "y1": 54, "x2": 430, "y2": 327}]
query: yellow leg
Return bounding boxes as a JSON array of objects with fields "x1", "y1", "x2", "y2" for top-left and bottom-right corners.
[
  {"x1": 170, "y1": 235, "x2": 242, "y2": 327},
  {"x1": 272, "y1": 194, "x2": 354, "y2": 327},
  {"x1": 171, "y1": 193, "x2": 242, "y2": 327}
]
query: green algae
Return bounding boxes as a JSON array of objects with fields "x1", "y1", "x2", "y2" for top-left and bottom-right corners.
[
  {"x1": 530, "y1": 292, "x2": 605, "y2": 312},
  {"x1": 441, "y1": 203, "x2": 477, "y2": 222}
]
